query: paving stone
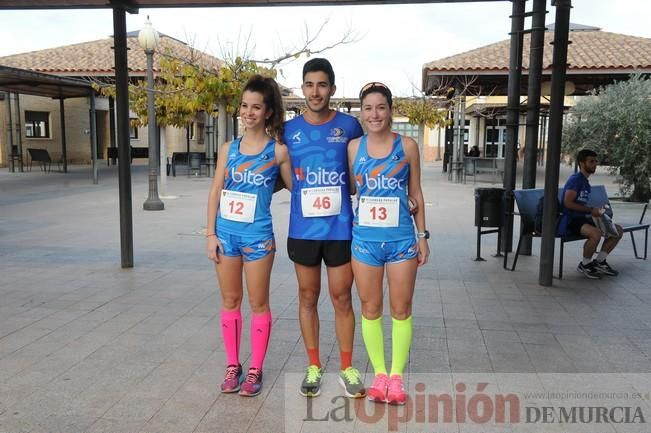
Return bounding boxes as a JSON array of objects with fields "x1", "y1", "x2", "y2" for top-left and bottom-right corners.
[{"x1": 1, "y1": 163, "x2": 649, "y2": 432}]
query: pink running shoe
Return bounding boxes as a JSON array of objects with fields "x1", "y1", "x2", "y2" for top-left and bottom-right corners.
[
  {"x1": 221, "y1": 364, "x2": 243, "y2": 393},
  {"x1": 239, "y1": 367, "x2": 263, "y2": 397},
  {"x1": 387, "y1": 375, "x2": 407, "y2": 405},
  {"x1": 367, "y1": 373, "x2": 389, "y2": 403}
]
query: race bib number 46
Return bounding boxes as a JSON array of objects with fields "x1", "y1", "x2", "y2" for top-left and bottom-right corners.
[
  {"x1": 221, "y1": 190, "x2": 257, "y2": 223},
  {"x1": 358, "y1": 196, "x2": 399, "y2": 227},
  {"x1": 301, "y1": 186, "x2": 342, "y2": 218}
]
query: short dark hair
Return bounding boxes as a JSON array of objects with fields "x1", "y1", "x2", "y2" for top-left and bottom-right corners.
[
  {"x1": 302, "y1": 58, "x2": 335, "y2": 86},
  {"x1": 577, "y1": 148, "x2": 598, "y2": 164}
]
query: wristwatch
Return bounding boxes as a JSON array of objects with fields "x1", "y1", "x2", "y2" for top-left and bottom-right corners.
[{"x1": 417, "y1": 230, "x2": 430, "y2": 239}]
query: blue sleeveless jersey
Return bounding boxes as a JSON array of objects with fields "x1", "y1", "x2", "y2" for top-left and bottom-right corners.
[
  {"x1": 352, "y1": 134, "x2": 414, "y2": 242},
  {"x1": 283, "y1": 111, "x2": 363, "y2": 240},
  {"x1": 216, "y1": 137, "x2": 279, "y2": 239}
]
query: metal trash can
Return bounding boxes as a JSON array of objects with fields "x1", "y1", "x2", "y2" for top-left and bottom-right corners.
[
  {"x1": 473, "y1": 188, "x2": 505, "y2": 261},
  {"x1": 475, "y1": 188, "x2": 505, "y2": 228}
]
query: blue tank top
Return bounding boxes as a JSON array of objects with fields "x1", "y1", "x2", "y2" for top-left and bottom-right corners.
[
  {"x1": 352, "y1": 134, "x2": 414, "y2": 242},
  {"x1": 283, "y1": 111, "x2": 363, "y2": 240},
  {"x1": 216, "y1": 137, "x2": 279, "y2": 239}
]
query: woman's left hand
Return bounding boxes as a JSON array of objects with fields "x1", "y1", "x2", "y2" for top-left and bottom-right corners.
[
  {"x1": 417, "y1": 238, "x2": 429, "y2": 266},
  {"x1": 408, "y1": 195, "x2": 418, "y2": 215}
]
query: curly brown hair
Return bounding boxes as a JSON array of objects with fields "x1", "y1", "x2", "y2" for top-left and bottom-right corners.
[{"x1": 242, "y1": 75, "x2": 285, "y2": 141}]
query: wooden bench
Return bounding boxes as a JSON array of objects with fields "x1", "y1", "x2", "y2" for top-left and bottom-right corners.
[
  {"x1": 464, "y1": 157, "x2": 505, "y2": 184},
  {"x1": 130, "y1": 146, "x2": 148, "y2": 160},
  {"x1": 168, "y1": 151, "x2": 211, "y2": 176},
  {"x1": 505, "y1": 185, "x2": 649, "y2": 278},
  {"x1": 105, "y1": 146, "x2": 148, "y2": 165},
  {"x1": 168, "y1": 152, "x2": 189, "y2": 176},
  {"x1": 27, "y1": 148, "x2": 60, "y2": 172}
]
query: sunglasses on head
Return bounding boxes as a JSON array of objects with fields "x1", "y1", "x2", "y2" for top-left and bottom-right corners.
[{"x1": 359, "y1": 82, "x2": 390, "y2": 99}]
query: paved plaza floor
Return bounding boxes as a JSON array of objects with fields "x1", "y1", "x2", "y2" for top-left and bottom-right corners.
[{"x1": 1, "y1": 161, "x2": 650, "y2": 433}]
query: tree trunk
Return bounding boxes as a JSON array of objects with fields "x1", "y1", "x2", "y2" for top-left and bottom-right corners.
[
  {"x1": 418, "y1": 124, "x2": 425, "y2": 170},
  {"x1": 632, "y1": 179, "x2": 651, "y2": 202},
  {"x1": 217, "y1": 100, "x2": 227, "y2": 151}
]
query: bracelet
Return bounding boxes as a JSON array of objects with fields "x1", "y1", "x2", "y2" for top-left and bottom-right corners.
[{"x1": 206, "y1": 233, "x2": 217, "y2": 238}]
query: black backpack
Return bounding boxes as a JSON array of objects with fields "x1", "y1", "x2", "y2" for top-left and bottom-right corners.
[{"x1": 534, "y1": 195, "x2": 569, "y2": 236}]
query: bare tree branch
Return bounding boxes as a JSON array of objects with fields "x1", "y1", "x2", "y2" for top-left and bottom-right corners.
[{"x1": 249, "y1": 18, "x2": 362, "y2": 69}]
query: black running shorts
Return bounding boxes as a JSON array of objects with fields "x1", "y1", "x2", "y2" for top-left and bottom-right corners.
[
  {"x1": 287, "y1": 238, "x2": 351, "y2": 267},
  {"x1": 567, "y1": 216, "x2": 595, "y2": 236}
]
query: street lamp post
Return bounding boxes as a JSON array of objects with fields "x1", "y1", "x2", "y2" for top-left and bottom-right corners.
[{"x1": 139, "y1": 17, "x2": 164, "y2": 211}]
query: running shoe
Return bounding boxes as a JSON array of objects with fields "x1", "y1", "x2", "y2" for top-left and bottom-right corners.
[
  {"x1": 387, "y1": 374, "x2": 407, "y2": 405},
  {"x1": 220, "y1": 364, "x2": 243, "y2": 393},
  {"x1": 367, "y1": 373, "x2": 389, "y2": 403},
  {"x1": 239, "y1": 367, "x2": 263, "y2": 397},
  {"x1": 593, "y1": 260, "x2": 619, "y2": 276},
  {"x1": 577, "y1": 261, "x2": 602, "y2": 279},
  {"x1": 338, "y1": 367, "x2": 366, "y2": 398},
  {"x1": 299, "y1": 365, "x2": 323, "y2": 397}
]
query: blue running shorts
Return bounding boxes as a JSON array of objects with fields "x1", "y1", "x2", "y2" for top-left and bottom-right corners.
[
  {"x1": 217, "y1": 234, "x2": 276, "y2": 262},
  {"x1": 351, "y1": 238, "x2": 418, "y2": 267}
]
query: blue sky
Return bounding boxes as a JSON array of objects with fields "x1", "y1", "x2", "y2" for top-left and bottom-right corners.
[{"x1": 1, "y1": 0, "x2": 649, "y2": 97}]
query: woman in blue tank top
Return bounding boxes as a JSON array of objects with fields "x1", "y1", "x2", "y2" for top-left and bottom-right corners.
[
  {"x1": 206, "y1": 75, "x2": 292, "y2": 397},
  {"x1": 347, "y1": 82, "x2": 429, "y2": 405}
]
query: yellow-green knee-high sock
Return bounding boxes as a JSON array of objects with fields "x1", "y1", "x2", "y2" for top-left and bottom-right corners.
[
  {"x1": 390, "y1": 316, "x2": 413, "y2": 376},
  {"x1": 361, "y1": 315, "x2": 387, "y2": 375}
]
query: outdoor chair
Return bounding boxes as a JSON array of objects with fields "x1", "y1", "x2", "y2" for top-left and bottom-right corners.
[
  {"x1": 27, "y1": 148, "x2": 59, "y2": 172},
  {"x1": 9, "y1": 145, "x2": 24, "y2": 171},
  {"x1": 169, "y1": 152, "x2": 188, "y2": 176},
  {"x1": 188, "y1": 152, "x2": 205, "y2": 176},
  {"x1": 463, "y1": 157, "x2": 477, "y2": 184},
  {"x1": 504, "y1": 188, "x2": 584, "y2": 278},
  {"x1": 505, "y1": 185, "x2": 649, "y2": 279},
  {"x1": 106, "y1": 147, "x2": 118, "y2": 165}
]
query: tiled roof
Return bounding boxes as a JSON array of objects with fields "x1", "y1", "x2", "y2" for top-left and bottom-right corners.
[
  {"x1": 2, "y1": 0, "x2": 491, "y2": 7},
  {"x1": 0, "y1": 34, "x2": 223, "y2": 76},
  {"x1": 424, "y1": 29, "x2": 651, "y2": 73}
]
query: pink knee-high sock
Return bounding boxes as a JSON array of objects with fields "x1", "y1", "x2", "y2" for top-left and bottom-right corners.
[
  {"x1": 249, "y1": 311, "x2": 272, "y2": 370},
  {"x1": 221, "y1": 309, "x2": 242, "y2": 366}
]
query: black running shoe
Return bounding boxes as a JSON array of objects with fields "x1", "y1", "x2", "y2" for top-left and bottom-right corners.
[
  {"x1": 593, "y1": 260, "x2": 619, "y2": 276},
  {"x1": 577, "y1": 261, "x2": 602, "y2": 279}
]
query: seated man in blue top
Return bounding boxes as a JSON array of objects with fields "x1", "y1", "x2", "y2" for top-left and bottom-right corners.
[{"x1": 562, "y1": 149, "x2": 623, "y2": 279}]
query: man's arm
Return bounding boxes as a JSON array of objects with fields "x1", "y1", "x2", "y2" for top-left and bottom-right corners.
[
  {"x1": 347, "y1": 137, "x2": 361, "y2": 196},
  {"x1": 564, "y1": 189, "x2": 601, "y2": 217}
]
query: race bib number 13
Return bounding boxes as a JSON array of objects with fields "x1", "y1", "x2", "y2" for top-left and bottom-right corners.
[
  {"x1": 221, "y1": 190, "x2": 257, "y2": 223},
  {"x1": 358, "y1": 196, "x2": 400, "y2": 227},
  {"x1": 301, "y1": 186, "x2": 342, "y2": 217}
]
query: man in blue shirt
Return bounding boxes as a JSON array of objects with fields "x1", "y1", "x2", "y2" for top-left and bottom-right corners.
[
  {"x1": 562, "y1": 149, "x2": 623, "y2": 279},
  {"x1": 283, "y1": 58, "x2": 365, "y2": 399}
]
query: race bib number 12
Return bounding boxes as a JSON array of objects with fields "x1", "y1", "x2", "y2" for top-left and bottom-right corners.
[
  {"x1": 301, "y1": 186, "x2": 342, "y2": 217},
  {"x1": 221, "y1": 190, "x2": 257, "y2": 223}
]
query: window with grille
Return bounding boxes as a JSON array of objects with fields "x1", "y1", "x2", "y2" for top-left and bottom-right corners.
[
  {"x1": 392, "y1": 122, "x2": 419, "y2": 139},
  {"x1": 25, "y1": 111, "x2": 50, "y2": 138}
]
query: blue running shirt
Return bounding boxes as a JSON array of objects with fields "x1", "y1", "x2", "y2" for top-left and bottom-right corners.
[
  {"x1": 562, "y1": 171, "x2": 591, "y2": 218},
  {"x1": 217, "y1": 137, "x2": 279, "y2": 238},
  {"x1": 352, "y1": 134, "x2": 415, "y2": 242},
  {"x1": 283, "y1": 111, "x2": 363, "y2": 240}
]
